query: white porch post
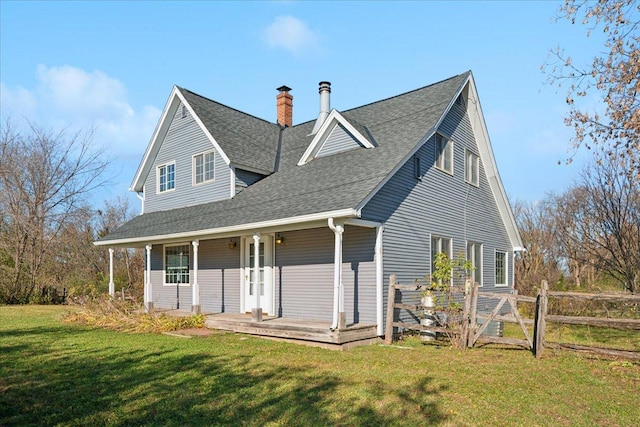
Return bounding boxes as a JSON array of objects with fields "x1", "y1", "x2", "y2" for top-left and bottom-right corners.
[
  {"x1": 108, "y1": 248, "x2": 115, "y2": 298},
  {"x1": 145, "y1": 244, "x2": 153, "y2": 311},
  {"x1": 192, "y1": 240, "x2": 200, "y2": 314},
  {"x1": 328, "y1": 219, "x2": 344, "y2": 330},
  {"x1": 252, "y1": 233, "x2": 262, "y2": 322},
  {"x1": 375, "y1": 226, "x2": 384, "y2": 336}
]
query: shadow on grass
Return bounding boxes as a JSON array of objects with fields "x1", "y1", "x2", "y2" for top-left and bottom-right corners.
[{"x1": 0, "y1": 324, "x2": 449, "y2": 426}]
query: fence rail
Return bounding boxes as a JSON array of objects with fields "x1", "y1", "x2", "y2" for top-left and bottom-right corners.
[{"x1": 384, "y1": 275, "x2": 640, "y2": 360}]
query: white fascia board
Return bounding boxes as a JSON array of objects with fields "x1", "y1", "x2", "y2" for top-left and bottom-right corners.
[
  {"x1": 355, "y1": 75, "x2": 471, "y2": 212},
  {"x1": 298, "y1": 110, "x2": 374, "y2": 166},
  {"x1": 130, "y1": 87, "x2": 233, "y2": 192},
  {"x1": 93, "y1": 208, "x2": 359, "y2": 247},
  {"x1": 465, "y1": 74, "x2": 523, "y2": 250}
]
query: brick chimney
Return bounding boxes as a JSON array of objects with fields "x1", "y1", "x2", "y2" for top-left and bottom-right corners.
[{"x1": 276, "y1": 85, "x2": 293, "y2": 127}]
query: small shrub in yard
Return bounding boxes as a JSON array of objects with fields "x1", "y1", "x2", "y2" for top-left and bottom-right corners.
[{"x1": 63, "y1": 296, "x2": 204, "y2": 333}]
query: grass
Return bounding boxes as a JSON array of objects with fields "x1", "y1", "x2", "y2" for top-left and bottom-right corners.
[{"x1": 1, "y1": 305, "x2": 639, "y2": 426}]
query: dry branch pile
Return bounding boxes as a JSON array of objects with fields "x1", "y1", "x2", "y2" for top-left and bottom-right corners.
[{"x1": 62, "y1": 297, "x2": 205, "y2": 333}]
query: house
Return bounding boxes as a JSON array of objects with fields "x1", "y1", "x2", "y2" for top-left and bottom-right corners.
[{"x1": 95, "y1": 71, "x2": 523, "y2": 347}]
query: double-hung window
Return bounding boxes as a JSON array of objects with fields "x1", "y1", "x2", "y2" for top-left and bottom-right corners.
[
  {"x1": 165, "y1": 244, "x2": 190, "y2": 285},
  {"x1": 466, "y1": 242, "x2": 482, "y2": 286},
  {"x1": 435, "y1": 133, "x2": 453, "y2": 174},
  {"x1": 495, "y1": 250, "x2": 508, "y2": 287},
  {"x1": 194, "y1": 150, "x2": 215, "y2": 185},
  {"x1": 465, "y1": 150, "x2": 479, "y2": 186},
  {"x1": 431, "y1": 236, "x2": 452, "y2": 283},
  {"x1": 158, "y1": 162, "x2": 175, "y2": 193}
]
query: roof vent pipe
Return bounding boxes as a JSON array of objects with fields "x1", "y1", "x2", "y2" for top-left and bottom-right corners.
[{"x1": 311, "y1": 81, "x2": 331, "y2": 134}]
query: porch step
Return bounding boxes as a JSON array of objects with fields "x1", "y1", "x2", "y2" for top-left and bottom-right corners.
[{"x1": 205, "y1": 314, "x2": 378, "y2": 349}]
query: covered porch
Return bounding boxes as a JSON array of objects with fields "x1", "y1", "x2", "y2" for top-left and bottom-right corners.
[{"x1": 99, "y1": 215, "x2": 386, "y2": 343}]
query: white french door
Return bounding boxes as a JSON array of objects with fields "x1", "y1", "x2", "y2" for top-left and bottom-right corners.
[{"x1": 243, "y1": 235, "x2": 274, "y2": 315}]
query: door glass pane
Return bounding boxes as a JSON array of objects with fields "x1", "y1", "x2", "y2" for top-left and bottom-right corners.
[{"x1": 248, "y1": 242, "x2": 265, "y2": 296}]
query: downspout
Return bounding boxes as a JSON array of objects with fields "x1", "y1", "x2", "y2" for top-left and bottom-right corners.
[
  {"x1": 136, "y1": 191, "x2": 145, "y2": 215},
  {"x1": 328, "y1": 218, "x2": 344, "y2": 330},
  {"x1": 375, "y1": 226, "x2": 384, "y2": 336}
]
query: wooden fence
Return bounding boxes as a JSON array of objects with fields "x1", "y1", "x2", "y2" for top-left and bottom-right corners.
[
  {"x1": 384, "y1": 275, "x2": 640, "y2": 360},
  {"x1": 535, "y1": 280, "x2": 640, "y2": 360}
]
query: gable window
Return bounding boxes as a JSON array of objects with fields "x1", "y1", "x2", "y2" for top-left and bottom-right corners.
[
  {"x1": 431, "y1": 236, "x2": 452, "y2": 283},
  {"x1": 165, "y1": 244, "x2": 190, "y2": 285},
  {"x1": 467, "y1": 242, "x2": 482, "y2": 286},
  {"x1": 158, "y1": 162, "x2": 175, "y2": 193},
  {"x1": 465, "y1": 150, "x2": 479, "y2": 186},
  {"x1": 495, "y1": 250, "x2": 508, "y2": 287},
  {"x1": 194, "y1": 150, "x2": 215, "y2": 185},
  {"x1": 435, "y1": 133, "x2": 453, "y2": 174},
  {"x1": 181, "y1": 105, "x2": 187, "y2": 118}
]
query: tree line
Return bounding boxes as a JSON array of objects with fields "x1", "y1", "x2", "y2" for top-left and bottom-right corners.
[
  {"x1": 0, "y1": 121, "x2": 143, "y2": 304},
  {"x1": 514, "y1": 150, "x2": 639, "y2": 295}
]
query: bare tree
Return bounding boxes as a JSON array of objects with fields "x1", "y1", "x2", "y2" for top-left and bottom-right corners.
[
  {"x1": 95, "y1": 196, "x2": 144, "y2": 295},
  {"x1": 556, "y1": 152, "x2": 639, "y2": 293},
  {"x1": 513, "y1": 199, "x2": 565, "y2": 294},
  {"x1": 0, "y1": 120, "x2": 110, "y2": 302},
  {"x1": 544, "y1": 0, "x2": 640, "y2": 180}
]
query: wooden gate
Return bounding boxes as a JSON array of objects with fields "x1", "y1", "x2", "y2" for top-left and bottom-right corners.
[{"x1": 467, "y1": 284, "x2": 536, "y2": 350}]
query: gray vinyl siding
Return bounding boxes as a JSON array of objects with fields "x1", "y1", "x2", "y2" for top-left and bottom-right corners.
[
  {"x1": 148, "y1": 239, "x2": 241, "y2": 313},
  {"x1": 274, "y1": 226, "x2": 377, "y2": 324},
  {"x1": 198, "y1": 238, "x2": 241, "y2": 314},
  {"x1": 144, "y1": 102, "x2": 232, "y2": 213},
  {"x1": 361, "y1": 101, "x2": 514, "y2": 324},
  {"x1": 316, "y1": 123, "x2": 364, "y2": 158},
  {"x1": 235, "y1": 168, "x2": 265, "y2": 194}
]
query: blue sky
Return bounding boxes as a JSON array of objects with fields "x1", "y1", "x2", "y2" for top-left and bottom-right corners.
[{"x1": 1, "y1": 1, "x2": 602, "y2": 208}]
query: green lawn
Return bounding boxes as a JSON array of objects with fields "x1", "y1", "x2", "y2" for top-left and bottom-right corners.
[{"x1": 1, "y1": 305, "x2": 639, "y2": 426}]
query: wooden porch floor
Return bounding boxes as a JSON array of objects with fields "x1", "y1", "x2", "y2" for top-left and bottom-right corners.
[{"x1": 204, "y1": 313, "x2": 379, "y2": 350}]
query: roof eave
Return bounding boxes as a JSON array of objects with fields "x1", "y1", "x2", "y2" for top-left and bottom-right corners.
[{"x1": 93, "y1": 208, "x2": 359, "y2": 247}]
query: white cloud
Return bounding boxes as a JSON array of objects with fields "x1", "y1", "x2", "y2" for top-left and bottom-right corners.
[
  {"x1": 35, "y1": 65, "x2": 134, "y2": 121},
  {"x1": 264, "y1": 15, "x2": 320, "y2": 55},
  {"x1": 0, "y1": 65, "x2": 160, "y2": 156}
]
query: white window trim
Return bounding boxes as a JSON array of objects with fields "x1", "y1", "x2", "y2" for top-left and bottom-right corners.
[
  {"x1": 193, "y1": 150, "x2": 216, "y2": 186},
  {"x1": 435, "y1": 133, "x2": 454, "y2": 175},
  {"x1": 467, "y1": 241, "x2": 483, "y2": 287},
  {"x1": 163, "y1": 243, "x2": 191, "y2": 286},
  {"x1": 494, "y1": 250, "x2": 508, "y2": 287},
  {"x1": 157, "y1": 161, "x2": 176, "y2": 194},
  {"x1": 465, "y1": 149, "x2": 479, "y2": 187},
  {"x1": 431, "y1": 235, "x2": 453, "y2": 286}
]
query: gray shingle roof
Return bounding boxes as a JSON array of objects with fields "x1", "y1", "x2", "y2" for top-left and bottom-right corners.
[
  {"x1": 179, "y1": 88, "x2": 280, "y2": 173},
  {"x1": 100, "y1": 72, "x2": 470, "y2": 244}
]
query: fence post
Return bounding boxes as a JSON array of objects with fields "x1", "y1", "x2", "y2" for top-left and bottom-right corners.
[
  {"x1": 460, "y1": 279, "x2": 472, "y2": 350},
  {"x1": 534, "y1": 280, "x2": 548, "y2": 358},
  {"x1": 384, "y1": 275, "x2": 397, "y2": 345},
  {"x1": 467, "y1": 283, "x2": 479, "y2": 348}
]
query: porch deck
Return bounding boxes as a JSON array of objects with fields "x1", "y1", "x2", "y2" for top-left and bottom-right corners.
[{"x1": 204, "y1": 313, "x2": 379, "y2": 350}]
